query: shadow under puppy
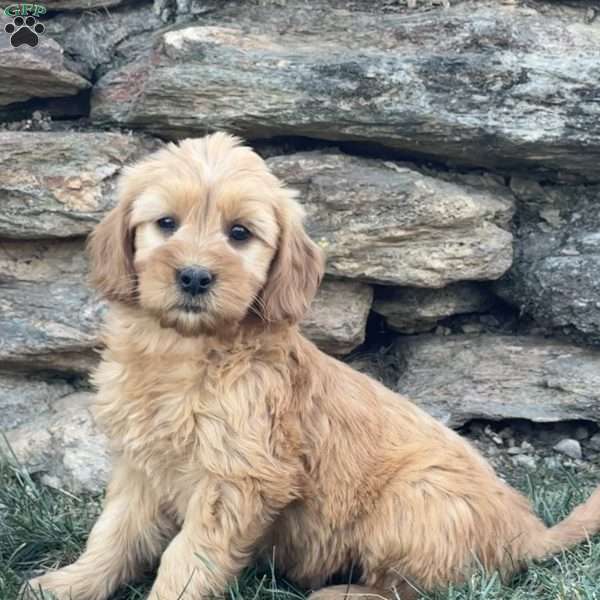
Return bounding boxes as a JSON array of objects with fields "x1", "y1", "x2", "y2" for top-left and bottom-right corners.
[{"x1": 27, "y1": 133, "x2": 600, "y2": 600}]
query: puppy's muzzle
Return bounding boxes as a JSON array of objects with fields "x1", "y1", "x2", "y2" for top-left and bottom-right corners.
[{"x1": 176, "y1": 266, "x2": 215, "y2": 296}]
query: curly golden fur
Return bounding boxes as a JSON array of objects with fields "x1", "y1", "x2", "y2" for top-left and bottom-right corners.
[{"x1": 27, "y1": 133, "x2": 600, "y2": 600}]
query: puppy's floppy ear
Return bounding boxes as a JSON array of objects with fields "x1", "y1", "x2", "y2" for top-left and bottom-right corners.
[
  {"x1": 260, "y1": 195, "x2": 325, "y2": 324},
  {"x1": 87, "y1": 200, "x2": 136, "y2": 303}
]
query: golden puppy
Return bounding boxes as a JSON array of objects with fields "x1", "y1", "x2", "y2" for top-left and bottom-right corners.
[{"x1": 28, "y1": 133, "x2": 600, "y2": 600}]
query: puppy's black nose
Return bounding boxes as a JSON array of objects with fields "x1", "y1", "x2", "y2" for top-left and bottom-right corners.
[{"x1": 176, "y1": 266, "x2": 214, "y2": 296}]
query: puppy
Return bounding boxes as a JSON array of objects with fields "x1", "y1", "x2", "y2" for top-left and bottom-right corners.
[{"x1": 28, "y1": 133, "x2": 600, "y2": 600}]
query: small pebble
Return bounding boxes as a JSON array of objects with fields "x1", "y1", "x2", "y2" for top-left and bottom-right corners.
[
  {"x1": 553, "y1": 438, "x2": 582, "y2": 460},
  {"x1": 512, "y1": 454, "x2": 536, "y2": 470},
  {"x1": 507, "y1": 446, "x2": 521, "y2": 455},
  {"x1": 573, "y1": 426, "x2": 590, "y2": 441},
  {"x1": 461, "y1": 323, "x2": 483, "y2": 334},
  {"x1": 520, "y1": 441, "x2": 534, "y2": 453}
]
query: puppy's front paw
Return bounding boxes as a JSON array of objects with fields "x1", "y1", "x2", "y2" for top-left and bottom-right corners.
[{"x1": 22, "y1": 572, "x2": 78, "y2": 600}]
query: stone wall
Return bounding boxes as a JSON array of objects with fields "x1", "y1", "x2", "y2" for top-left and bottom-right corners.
[{"x1": 1, "y1": 0, "x2": 599, "y2": 492}]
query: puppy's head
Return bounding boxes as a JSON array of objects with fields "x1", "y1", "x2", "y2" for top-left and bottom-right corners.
[{"x1": 88, "y1": 133, "x2": 324, "y2": 336}]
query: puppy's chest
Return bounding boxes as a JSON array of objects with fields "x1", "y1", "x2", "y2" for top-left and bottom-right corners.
[{"x1": 93, "y1": 354, "x2": 258, "y2": 483}]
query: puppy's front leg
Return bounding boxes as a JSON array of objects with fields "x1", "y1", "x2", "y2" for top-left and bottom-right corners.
[
  {"x1": 26, "y1": 460, "x2": 172, "y2": 600},
  {"x1": 149, "y1": 476, "x2": 287, "y2": 600}
]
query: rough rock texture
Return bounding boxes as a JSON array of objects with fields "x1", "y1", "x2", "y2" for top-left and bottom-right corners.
[
  {"x1": 91, "y1": 0, "x2": 600, "y2": 178},
  {"x1": 0, "y1": 281, "x2": 102, "y2": 373},
  {"x1": 269, "y1": 152, "x2": 513, "y2": 286},
  {"x1": 395, "y1": 335, "x2": 600, "y2": 428},
  {"x1": 301, "y1": 279, "x2": 373, "y2": 355},
  {"x1": 0, "y1": 34, "x2": 89, "y2": 107},
  {"x1": 373, "y1": 283, "x2": 496, "y2": 333},
  {"x1": 48, "y1": 4, "x2": 163, "y2": 80},
  {"x1": 0, "y1": 132, "x2": 157, "y2": 238},
  {"x1": 0, "y1": 373, "x2": 77, "y2": 432},
  {"x1": 495, "y1": 180, "x2": 600, "y2": 347},
  {"x1": 45, "y1": 0, "x2": 125, "y2": 9},
  {"x1": 0, "y1": 239, "x2": 102, "y2": 373},
  {"x1": 1, "y1": 392, "x2": 110, "y2": 493}
]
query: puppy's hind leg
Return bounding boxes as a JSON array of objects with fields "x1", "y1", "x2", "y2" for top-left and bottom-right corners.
[
  {"x1": 25, "y1": 461, "x2": 173, "y2": 600},
  {"x1": 308, "y1": 584, "x2": 417, "y2": 600}
]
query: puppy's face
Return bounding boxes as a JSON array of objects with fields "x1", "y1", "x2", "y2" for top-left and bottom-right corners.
[{"x1": 88, "y1": 134, "x2": 324, "y2": 336}]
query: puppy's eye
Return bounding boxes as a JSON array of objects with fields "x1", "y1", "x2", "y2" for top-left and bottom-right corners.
[
  {"x1": 229, "y1": 224, "x2": 251, "y2": 242},
  {"x1": 156, "y1": 217, "x2": 178, "y2": 234}
]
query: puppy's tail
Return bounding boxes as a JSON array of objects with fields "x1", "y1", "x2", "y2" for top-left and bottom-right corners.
[{"x1": 531, "y1": 485, "x2": 600, "y2": 559}]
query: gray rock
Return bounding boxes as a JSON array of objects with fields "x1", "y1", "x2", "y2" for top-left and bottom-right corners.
[
  {"x1": 553, "y1": 438, "x2": 582, "y2": 460},
  {"x1": 45, "y1": 0, "x2": 124, "y2": 9},
  {"x1": 0, "y1": 280, "x2": 103, "y2": 373},
  {"x1": 0, "y1": 239, "x2": 89, "y2": 283},
  {"x1": 1, "y1": 392, "x2": 110, "y2": 493},
  {"x1": 0, "y1": 239, "x2": 103, "y2": 373},
  {"x1": 395, "y1": 335, "x2": 600, "y2": 428},
  {"x1": 495, "y1": 181, "x2": 600, "y2": 347},
  {"x1": 512, "y1": 454, "x2": 537, "y2": 470},
  {"x1": 48, "y1": 4, "x2": 164, "y2": 80},
  {"x1": 0, "y1": 32, "x2": 89, "y2": 107},
  {"x1": 301, "y1": 278, "x2": 373, "y2": 355},
  {"x1": 0, "y1": 372, "x2": 76, "y2": 432},
  {"x1": 0, "y1": 131, "x2": 158, "y2": 239},
  {"x1": 268, "y1": 152, "x2": 513, "y2": 287},
  {"x1": 372, "y1": 283, "x2": 495, "y2": 333},
  {"x1": 91, "y1": 0, "x2": 600, "y2": 178}
]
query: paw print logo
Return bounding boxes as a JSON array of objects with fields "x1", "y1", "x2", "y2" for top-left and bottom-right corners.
[{"x1": 4, "y1": 15, "x2": 45, "y2": 48}]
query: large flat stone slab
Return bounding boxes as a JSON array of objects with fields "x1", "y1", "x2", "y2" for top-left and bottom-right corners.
[
  {"x1": 0, "y1": 132, "x2": 157, "y2": 238},
  {"x1": 395, "y1": 335, "x2": 600, "y2": 428},
  {"x1": 0, "y1": 239, "x2": 102, "y2": 373},
  {"x1": 0, "y1": 34, "x2": 89, "y2": 106},
  {"x1": 91, "y1": 1, "x2": 600, "y2": 178},
  {"x1": 268, "y1": 152, "x2": 513, "y2": 287}
]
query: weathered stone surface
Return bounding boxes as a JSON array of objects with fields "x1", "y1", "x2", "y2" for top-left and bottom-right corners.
[
  {"x1": 0, "y1": 239, "x2": 89, "y2": 282},
  {"x1": 269, "y1": 152, "x2": 513, "y2": 286},
  {"x1": 373, "y1": 283, "x2": 495, "y2": 333},
  {"x1": 0, "y1": 281, "x2": 102, "y2": 373},
  {"x1": 0, "y1": 33, "x2": 89, "y2": 107},
  {"x1": 45, "y1": 0, "x2": 125, "y2": 9},
  {"x1": 91, "y1": 0, "x2": 600, "y2": 178},
  {"x1": 395, "y1": 335, "x2": 600, "y2": 428},
  {"x1": 0, "y1": 239, "x2": 102, "y2": 373},
  {"x1": 0, "y1": 131, "x2": 157, "y2": 238},
  {"x1": 495, "y1": 180, "x2": 600, "y2": 346},
  {"x1": 48, "y1": 4, "x2": 164, "y2": 80},
  {"x1": 0, "y1": 372, "x2": 76, "y2": 432},
  {"x1": 1, "y1": 392, "x2": 110, "y2": 493},
  {"x1": 301, "y1": 278, "x2": 373, "y2": 355}
]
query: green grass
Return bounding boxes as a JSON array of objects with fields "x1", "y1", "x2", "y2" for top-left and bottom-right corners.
[{"x1": 1, "y1": 463, "x2": 599, "y2": 600}]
